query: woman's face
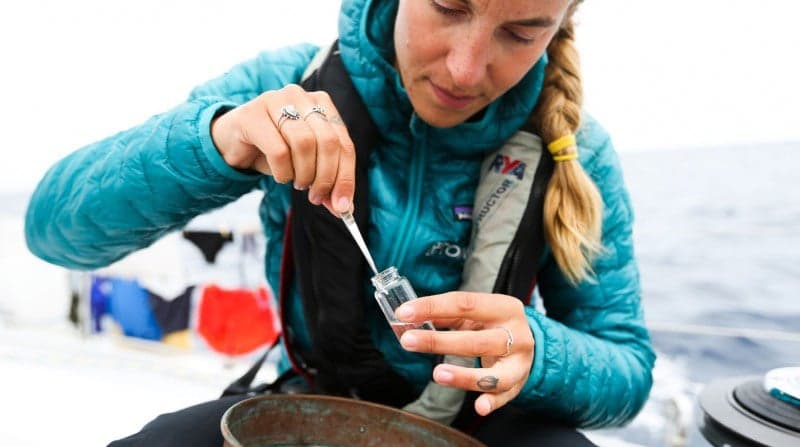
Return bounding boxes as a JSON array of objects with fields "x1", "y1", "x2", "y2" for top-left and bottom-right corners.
[{"x1": 394, "y1": 0, "x2": 571, "y2": 128}]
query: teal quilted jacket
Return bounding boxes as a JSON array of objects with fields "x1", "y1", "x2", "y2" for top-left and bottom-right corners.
[{"x1": 26, "y1": 0, "x2": 654, "y2": 427}]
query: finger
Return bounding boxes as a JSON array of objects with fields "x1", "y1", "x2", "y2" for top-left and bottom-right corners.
[
  {"x1": 252, "y1": 154, "x2": 271, "y2": 175},
  {"x1": 267, "y1": 85, "x2": 320, "y2": 191},
  {"x1": 428, "y1": 318, "x2": 486, "y2": 331},
  {"x1": 240, "y1": 102, "x2": 292, "y2": 181},
  {"x1": 304, "y1": 92, "x2": 342, "y2": 206},
  {"x1": 395, "y1": 292, "x2": 524, "y2": 324},
  {"x1": 433, "y1": 363, "x2": 528, "y2": 415},
  {"x1": 324, "y1": 107, "x2": 357, "y2": 214},
  {"x1": 429, "y1": 363, "x2": 522, "y2": 395},
  {"x1": 427, "y1": 318, "x2": 465, "y2": 329},
  {"x1": 319, "y1": 196, "x2": 353, "y2": 217},
  {"x1": 319, "y1": 197, "x2": 338, "y2": 216},
  {"x1": 287, "y1": 120, "x2": 317, "y2": 191},
  {"x1": 475, "y1": 387, "x2": 521, "y2": 416},
  {"x1": 399, "y1": 327, "x2": 512, "y2": 357}
]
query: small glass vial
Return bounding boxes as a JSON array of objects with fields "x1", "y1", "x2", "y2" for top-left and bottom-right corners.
[{"x1": 371, "y1": 266, "x2": 435, "y2": 340}]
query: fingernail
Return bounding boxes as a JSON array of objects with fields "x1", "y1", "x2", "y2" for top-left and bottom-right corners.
[
  {"x1": 400, "y1": 332, "x2": 418, "y2": 350},
  {"x1": 395, "y1": 305, "x2": 413, "y2": 321},
  {"x1": 435, "y1": 369, "x2": 454, "y2": 383},
  {"x1": 293, "y1": 182, "x2": 306, "y2": 191},
  {"x1": 308, "y1": 193, "x2": 321, "y2": 205},
  {"x1": 336, "y1": 197, "x2": 350, "y2": 213},
  {"x1": 477, "y1": 398, "x2": 492, "y2": 415}
]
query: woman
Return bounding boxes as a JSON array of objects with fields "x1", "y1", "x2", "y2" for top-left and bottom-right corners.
[{"x1": 25, "y1": 0, "x2": 655, "y2": 445}]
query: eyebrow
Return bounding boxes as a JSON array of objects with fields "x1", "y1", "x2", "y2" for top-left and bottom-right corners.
[
  {"x1": 509, "y1": 17, "x2": 557, "y2": 28},
  {"x1": 452, "y1": 0, "x2": 557, "y2": 28}
]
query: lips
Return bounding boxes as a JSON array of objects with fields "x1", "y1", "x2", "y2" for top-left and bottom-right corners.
[{"x1": 430, "y1": 81, "x2": 478, "y2": 110}]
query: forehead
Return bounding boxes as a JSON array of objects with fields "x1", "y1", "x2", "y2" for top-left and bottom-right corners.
[{"x1": 457, "y1": 0, "x2": 570, "y2": 21}]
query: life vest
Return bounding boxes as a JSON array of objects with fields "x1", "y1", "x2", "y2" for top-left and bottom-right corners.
[{"x1": 279, "y1": 41, "x2": 555, "y2": 408}]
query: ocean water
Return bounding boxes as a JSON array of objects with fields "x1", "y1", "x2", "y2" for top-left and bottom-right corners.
[
  {"x1": 607, "y1": 142, "x2": 800, "y2": 445},
  {"x1": 625, "y1": 142, "x2": 799, "y2": 372},
  {"x1": 2, "y1": 142, "x2": 798, "y2": 446}
]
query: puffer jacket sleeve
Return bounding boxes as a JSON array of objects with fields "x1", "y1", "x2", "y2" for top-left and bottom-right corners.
[
  {"x1": 25, "y1": 43, "x2": 319, "y2": 270},
  {"x1": 513, "y1": 117, "x2": 656, "y2": 428}
]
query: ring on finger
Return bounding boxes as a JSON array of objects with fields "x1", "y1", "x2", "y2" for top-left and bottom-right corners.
[
  {"x1": 277, "y1": 104, "x2": 301, "y2": 131},
  {"x1": 303, "y1": 104, "x2": 327, "y2": 121},
  {"x1": 497, "y1": 326, "x2": 514, "y2": 357}
]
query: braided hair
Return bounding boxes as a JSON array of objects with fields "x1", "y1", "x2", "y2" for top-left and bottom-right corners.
[{"x1": 531, "y1": 3, "x2": 604, "y2": 285}]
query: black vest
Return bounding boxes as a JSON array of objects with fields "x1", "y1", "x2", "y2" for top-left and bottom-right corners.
[{"x1": 280, "y1": 41, "x2": 554, "y2": 408}]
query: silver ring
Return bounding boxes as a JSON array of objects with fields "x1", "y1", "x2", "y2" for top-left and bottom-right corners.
[
  {"x1": 498, "y1": 326, "x2": 514, "y2": 357},
  {"x1": 277, "y1": 104, "x2": 300, "y2": 131},
  {"x1": 303, "y1": 104, "x2": 327, "y2": 121}
]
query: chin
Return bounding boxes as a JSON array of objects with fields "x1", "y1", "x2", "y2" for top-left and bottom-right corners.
[{"x1": 414, "y1": 106, "x2": 470, "y2": 129}]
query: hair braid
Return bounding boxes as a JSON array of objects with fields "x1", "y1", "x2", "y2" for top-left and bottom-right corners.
[{"x1": 531, "y1": 8, "x2": 604, "y2": 285}]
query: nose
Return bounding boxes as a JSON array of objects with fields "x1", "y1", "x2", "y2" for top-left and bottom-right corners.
[{"x1": 445, "y1": 30, "x2": 490, "y2": 90}]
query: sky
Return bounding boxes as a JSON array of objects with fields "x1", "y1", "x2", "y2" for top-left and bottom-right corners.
[{"x1": 0, "y1": 0, "x2": 798, "y2": 193}]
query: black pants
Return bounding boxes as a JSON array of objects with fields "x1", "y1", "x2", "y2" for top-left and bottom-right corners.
[{"x1": 108, "y1": 394, "x2": 596, "y2": 447}]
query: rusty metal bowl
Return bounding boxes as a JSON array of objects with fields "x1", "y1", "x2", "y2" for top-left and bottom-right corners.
[{"x1": 221, "y1": 394, "x2": 486, "y2": 447}]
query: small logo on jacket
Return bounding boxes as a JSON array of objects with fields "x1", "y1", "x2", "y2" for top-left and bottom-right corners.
[
  {"x1": 488, "y1": 154, "x2": 526, "y2": 180},
  {"x1": 425, "y1": 241, "x2": 468, "y2": 261},
  {"x1": 453, "y1": 205, "x2": 473, "y2": 221}
]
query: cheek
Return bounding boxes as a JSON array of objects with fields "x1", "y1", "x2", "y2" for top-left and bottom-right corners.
[
  {"x1": 394, "y1": 4, "x2": 443, "y2": 77},
  {"x1": 401, "y1": 35, "x2": 432, "y2": 70},
  {"x1": 492, "y1": 42, "x2": 551, "y2": 97},
  {"x1": 393, "y1": 6, "x2": 414, "y2": 80}
]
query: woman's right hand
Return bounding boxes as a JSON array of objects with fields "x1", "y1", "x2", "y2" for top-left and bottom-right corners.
[{"x1": 211, "y1": 84, "x2": 356, "y2": 215}]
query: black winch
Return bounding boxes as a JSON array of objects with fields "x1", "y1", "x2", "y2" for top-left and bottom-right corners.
[{"x1": 699, "y1": 370, "x2": 800, "y2": 447}]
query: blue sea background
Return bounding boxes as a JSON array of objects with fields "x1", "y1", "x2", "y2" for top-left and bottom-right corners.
[
  {"x1": 627, "y1": 142, "x2": 799, "y2": 376},
  {"x1": 608, "y1": 141, "x2": 800, "y2": 445},
  {"x1": 1, "y1": 142, "x2": 798, "y2": 446}
]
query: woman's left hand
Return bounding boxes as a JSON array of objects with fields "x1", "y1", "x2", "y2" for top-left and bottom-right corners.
[{"x1": 394, "y1": 292, "x2": 535, "y2": 416}]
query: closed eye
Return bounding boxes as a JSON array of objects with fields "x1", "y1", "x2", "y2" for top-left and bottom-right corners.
[
  {"x1": 504, "y1": 29, "x2": 535, "y2": 45},
  {"x1": 430, "y1": 0, "x2": 465, "y2": 19}
]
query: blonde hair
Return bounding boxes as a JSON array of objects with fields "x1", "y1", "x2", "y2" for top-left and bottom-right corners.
[{"x1": 531, "y1": 4, "x2": 604, "y2": 285}]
